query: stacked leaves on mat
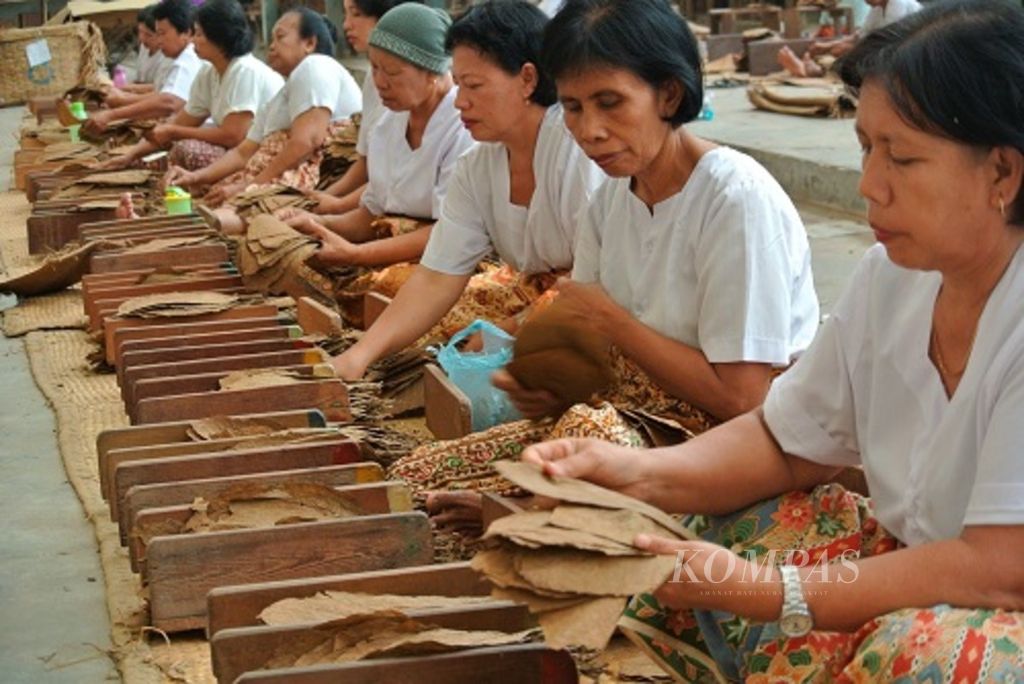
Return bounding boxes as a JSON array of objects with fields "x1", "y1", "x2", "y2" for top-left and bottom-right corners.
[
  {"x1": 235, "y1": 214, "x2": 335, "y2": 304},
  {"x1": 472, "y1": 461, "x2": 694, "y2": 650}
]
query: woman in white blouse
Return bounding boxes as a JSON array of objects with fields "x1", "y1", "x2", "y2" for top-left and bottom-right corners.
[
  {"x1": 523, "y1": 1, "x2": 1024, "y2": 681},
  {"x1": 107, "y1": 0, "x2": 283, "y2": 171},
  {"x1": 331, "y1": 0, "x2": 604, "y2": 380},
  {"x1": 278, "y1": 3, "x2": 475, "y2": 265},
  {"x1": 165, "y1": 8, "x2": 361, "y2": 229},
  {"x1": 306, "y1": 0, "x2": 415, "y2": 215},
  {"x1": 390, "y1": 0, "x2": 818, "y2": 533}
]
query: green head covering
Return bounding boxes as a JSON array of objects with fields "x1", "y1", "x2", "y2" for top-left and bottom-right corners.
[{"x1": 368, "y1": 4, "x2": 452, "y2": 74}]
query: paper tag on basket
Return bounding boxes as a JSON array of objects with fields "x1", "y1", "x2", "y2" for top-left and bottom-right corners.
[{"x1": 25, "y1": 39, "x2": 52, "y2": 68}]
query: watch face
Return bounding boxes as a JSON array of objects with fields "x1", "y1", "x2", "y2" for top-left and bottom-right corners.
[{"x1": 780, "y1": 612, "x2": 813, "y2": 637}]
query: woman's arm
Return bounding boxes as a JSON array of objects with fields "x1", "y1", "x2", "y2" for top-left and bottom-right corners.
[
  {"x1": 557, "y1": 279, "x2": 774, "y2": 421},
  {"x1": 250, "y1": 107, "x2": 331, "y2": 186},
  {"x1": 87, "y1": 92, "x2": 186, "y2": 132},
  {"x1": 167, "y1": 139, "x2": 257, "y2": 188},
  {"x1": 333, "y1": 265, "x2": 472, "y2": 379},
  {"x1": 169, "y1": 111, "x2": 254, "y2": 149},
  {"x1": 344, "y1": 226, "x2": 432, "y2": 267}
]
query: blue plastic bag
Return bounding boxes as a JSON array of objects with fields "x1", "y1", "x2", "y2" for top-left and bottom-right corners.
[{"x1": 435, "y1": 320, "x2": 522, "y2": 432}]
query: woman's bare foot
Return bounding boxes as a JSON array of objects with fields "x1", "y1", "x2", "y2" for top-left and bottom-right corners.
[
  {"x1": 425, "y1": 490, "x2": 485, "y2": 537},
  {"x1": 115, "y1": 192, "x2": 138, "y2": 219},
  {"x1": 778, "y1": 45, "x2": 809, "y2": 77}
]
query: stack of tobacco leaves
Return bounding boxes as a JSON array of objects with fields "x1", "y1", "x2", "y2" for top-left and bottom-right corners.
[
  {"x1": 217, "y1": 366, "x2": 335, "y2": 392},
  {"x1": 471, "y1": 461, "x2": 694, "y2": 650},
  {"x1": 257, "y1": 611, "x2": 538, "y2": 671},
  {"x1": 235, "y1": 215, "x2": 336, "y2": 305},
  {"x1": 133, "y1": 482, "x2": 364, "y2": 546},
  {"x1": 51, "y1": 169, "x2": 155, "y2": 201},
  {"x1": 317, "y1": 115, "x2": 360, "y2": 189},
  {"x1": 258, "y1": 591, "x2": 499, "y2": 627},
  {"x1": 186, "y1": 415, "x2": 331, "y2": 441},
  {"x1": 81, "y1": 118, "x2": 156, "y2": 147},
  {"x1": 229, "y1": 183, "x2": 317, "y2": 218},
  {"x1": 116, "y1": 235, "x2": 222, "y2": 255},
  {"x1": 40, "y1": 141, "x2": 101, "y2": 164},
  {"x1": 115, "y1": 291, "x2": 239, "y2": 318},
  {"x1": 22, "y1": 120, "x2": 74, "y2": 145}
]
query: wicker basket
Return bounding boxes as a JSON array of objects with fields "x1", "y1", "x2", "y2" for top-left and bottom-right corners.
[{"x1": 0, "y1": 21, "x2": 107, "y2": 107}]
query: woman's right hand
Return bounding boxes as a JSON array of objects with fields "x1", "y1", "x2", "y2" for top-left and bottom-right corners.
[
  {"x1": 274, "y1": 207, "x2": 319, "y2": 227},
  {"x1": 521, "y1": 437, "x2": 646, "y2": 494},
  {"x1": 164, "y1": 165, "x2": 197, "y2": 189},
  {"x1": 98, "y1": 154, "x2": 132, "y2": 171},
  {"x1": 491, "y1": 369, "x2": 565, "y2": 419}
]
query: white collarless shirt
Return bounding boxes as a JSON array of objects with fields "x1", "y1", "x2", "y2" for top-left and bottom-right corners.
[
  {"x1": 360, "y1": 87, "x2": 476, "y2": 221},
  {"x1": 185, "y1": 54, "x2": 283, "y2": 126},
  {"x1": 765, "y1": 244, "x2": 1024, "y2": 546},
  {"x1": 157, "y1": 44, "x2": 205, "y2": 102},
  {"x1": 421, "y1": 106, "x2": 605, "y2": 276},
  {"x1": 572, "y1": 146, "x2": 819, "y2": 364},
  {"x1": 246, "y1": 54, "x2": 361, "y2": 143}
]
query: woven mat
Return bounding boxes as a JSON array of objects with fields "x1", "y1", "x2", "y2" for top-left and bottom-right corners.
[
  {"x1": 0, "y1": 192, "x2": 88, "y2": 337},
  {"x1": 0, "y1": 186, "x2": 215, "y2": 682}
]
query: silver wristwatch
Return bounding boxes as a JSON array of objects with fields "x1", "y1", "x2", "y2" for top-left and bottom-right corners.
[{"x1": 779, "y1": 565, "x2": 814, "y2": 637}]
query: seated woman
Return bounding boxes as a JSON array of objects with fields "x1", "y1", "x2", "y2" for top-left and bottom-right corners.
[
  {"x1": 523, "y1": 1, "x2": 1024, "y2": 680},
  {"x1": 279, "y1": 3, "x2": 475, "y2": 267},
  {"x1": 105, "y1": 4, "x2": 170, "y2": 105},
  {"x1": 85, "y1": 0, "x2": 203, "y2": 133},
  {"x1": 164, "y1": 8, "x2": 361, "y2": 230},
  {"x1": 305, "y1": 0, "x2": 415, "y2": 215},
  {"x1": 107, "y1": 0, "x2": 283, "y2": 171},
  {"x1": 390, "y1": 0, "x2": 819, "y2": 531},
  {"x1": 331, "y1": 0, "x2": 604, "y2": 379}
]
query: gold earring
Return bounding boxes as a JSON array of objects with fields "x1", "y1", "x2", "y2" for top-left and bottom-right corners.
[{"x1": 999, "y1": 195, "x2": 1007, "y2": 219}]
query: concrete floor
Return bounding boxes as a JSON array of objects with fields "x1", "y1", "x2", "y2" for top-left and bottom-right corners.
[
  {"x1": 0, "y1": 106, "x2": 117, "y2": 682},
  {"x1": 0, "y1": 76, "x2": 872, "y2": 684}
]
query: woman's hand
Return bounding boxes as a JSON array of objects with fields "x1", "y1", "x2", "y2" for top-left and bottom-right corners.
[
  {"x1": 145, "y1": 124, "x2": 177, "y2": 148},
  {"x1": 299, "y1": 219, "x2": 362, "y2": 266},
  {"x1": 554, "y1": 278, "x2": 624, "y2": 337},
  {"x1": 635, "y1": 534, "x2": 782, "y2": 620},
  {"x1": 305, "y1": 191, "x2": 345, "y2": 214},
  {"x1": 83, "y1": 110, "x2": 113, "y2": 134},
  {"x1": 521, "y1": 435, "x2": 650, "y2": 491},
  {"x1": 164, "y1": 165, "x2": 198, "y2": 189},
  {"x1": 203, "y1": 181, "x2": 244, "y2": 208},
  {"x1": 274, "y1": 207, "x2": 319, "y2": 227},
  {"x1": 98, "y1": 154, "x2": 133, "y2": 171},
  {"x1": 491, "y1": 369, "x2": 565, "y2": 419}
]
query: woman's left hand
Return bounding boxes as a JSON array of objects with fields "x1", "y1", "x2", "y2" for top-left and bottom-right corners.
[
  {"x1": 203, "y1": 181, "x2": 243, "y2": 208},
  {"x1": 554, "y1": 278, "x2": 623, "y2": 337},
  {"x1": 636, "y1": 534, "x2": 781, "y2": 619},
  {"x1": 145, "y1": 124, "x2": 177, "y2": 147},
  {"x1": 84, "y1": 110, "x2": 112, "y2": 134},
  {"x1": 492, "y1": 369, "x2": 565, "y2": 419},
  {"x1": 299, "y1": 219, "x2": 361, "y2": 266}
]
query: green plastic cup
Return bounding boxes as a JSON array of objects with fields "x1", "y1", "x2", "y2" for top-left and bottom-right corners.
[
  {"x1": 68, "y1": 124, "x2": 81, "y2": 142},
  {"x1": 69, "y1": 101, "x2": 87, "y2": 120},
  {"x1": 164, "y1": 186, "x2": 192, "y2": 215}
]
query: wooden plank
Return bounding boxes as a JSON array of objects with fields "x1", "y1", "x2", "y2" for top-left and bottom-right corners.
[
  {"x1": 480, "y1": 492, "x2": 528, "y2": 533},
  {"x1": 82, "y1": 226, "x2": 214, "y2": 246},
  {"x1": 747, "y1": 37, "x2": 814, "y2": 76},
  {"x1": 27, "y1": 209, "x2": 118, "y2": 254},
  {"x1": 85, "y1": 275, "x2": 244, "y2": 330},
  {"x1": 96, "y1": 409, "x2": 329, "y2": 501},
  {"x1": 207, "y1": 562, "x2": 490, "y2": 636},
  {"x1": 121, "y1": 350, "x2": 327, "y2": 408},
  {"x1": 212, "y1": 603, "x2": 532, "y2": 684},
  {"x1": 134, "y1": 379, "x2": 351, "y2": 425},
  {"x1": 121, "y1": 464, "x2": 385, "y2": 542},
  {"x1": 89, "y1": 242, "x2": 230, "y2": 274},
  {"x1": 295, "y1": 296, "x2": 344, "y2": 336},
  {"x1": 147, "y1": 512, "x2": 433, "y2": 631},
  {"x1": 81, "y1": 263, "x2": 233, "y2": 289},
  {"x1": 129, "y1": 363, "x2": 324, "y2": 411},
  {"x1": 103, "y1": 304, "x2": 279, "y2": 364},
  {"x1": 129, "y1": 481, "x2": 412, "y2": 567},
  {"x1": 111, "y1": 439, "x2": 362, "y2": 524},
  {"x1": 110, "y1": 315, "x2": 285, "y2": 369},
  {"x1": 79, "y1": 214, "x2": 203, "y2": 232},
  {"x1": 95, "y1": 287, "x2": 251, "y2": 329},
  {"x1": 121, "y1": 337, "x2": 312, "y2": 370},
  {"x1": 362, "y1": 291, "x2": 391, "y2": 330},
  {"x1": 233, "y1": 645, "x2": 577, "y2": 684},
  {"x1": 80, "y1": 218, "x2": 204, "y2": 238},
  {"x1": 423, "y1": 364, "x2": 472, "y2": 440}
]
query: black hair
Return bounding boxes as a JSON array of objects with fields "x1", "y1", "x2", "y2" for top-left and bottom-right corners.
[
  {"x1": 447, "y1": 0, "x2": 556, "y2": 107},
  {"x1": 353, "y1": 0, "x2": 417, "y2": 21},
  {"x1": 285, "y1": 7, "x2": 338, "y2": 56},
  {"x1": 152, "y1": 0, "x2": 194, "y2": 35},
  {"x1": 838, "y1": 0, "x2": 1024, "y2": 223},
  {"x1": 137, "y1": 4, "x2": 158, "y2": 31},
  {"x1": 541, "y1": 0, "x2": 703, "y2": 127},
  {"x1": 195, "y1": 0, "x2": 254, "y2": 58}
]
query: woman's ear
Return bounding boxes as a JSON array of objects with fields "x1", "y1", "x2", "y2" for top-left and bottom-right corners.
[
  {"x1": 657, "y1": 78, "x2": 683, "y2": 120},
  {"x1": 519, "y1": 62, "x2": 539, "y2": 101},
  {"x1": 990, "y1": 145, "x2": 1024, "y2": 212}
]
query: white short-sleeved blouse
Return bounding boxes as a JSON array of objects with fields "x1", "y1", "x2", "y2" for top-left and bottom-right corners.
[
  {"x1": 360, "y1": 87, "x2": 476, "y2": 220},
  {"x1": 246, "y1": 54, "x2": 361, "y2": 143},
  {"x1": 572, "y1": 146, "x2": 819, "y2": 365},
  {"x1": 420, "y1": 106, "x2": 604, "y2": 276},
  {"x1": 185, "y1": 54, "x2": 283, "y2": 126},
  {"x1": 764, "y1": 243, "x2": 1024, "y2": 546}
]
